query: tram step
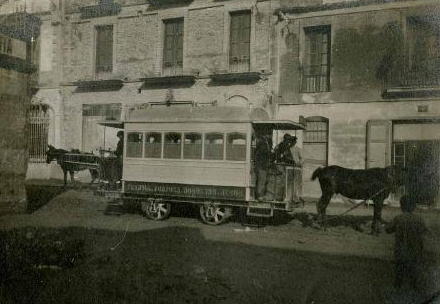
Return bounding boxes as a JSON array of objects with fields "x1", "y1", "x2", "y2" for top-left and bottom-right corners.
[{"x1": 246, "y1": 207, "x2": 273, "y2": 218}]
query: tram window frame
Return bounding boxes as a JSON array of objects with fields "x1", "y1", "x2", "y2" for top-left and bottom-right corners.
[
  {"x1": 126, "y1": 132, "x2": 144, "y2": 158},
  {"x1": 144, "y1": 132, "x2": 162, "y2": 159},
  {"x1": 184, "y1": 132, "x2": 203, "y2": 160},
  {"x1": 226, "y1": 132, "x2": 247, "y2": 161},
  {"x1": 204, "y1": 133, "x2": 225, "y2": 160},
  {"x1": 164, "y1": 132, "x2": 183, "y2": 159}
]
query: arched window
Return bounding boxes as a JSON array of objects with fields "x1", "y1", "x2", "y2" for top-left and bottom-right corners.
[
  {"x1": 303, "y1": 116, "x2": 329, "y2": 166},
  {"x1": 28, "y1": 104, "x2": 50, "y2": 163}
]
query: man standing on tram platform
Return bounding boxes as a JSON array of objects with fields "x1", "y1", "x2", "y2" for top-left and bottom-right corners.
[
  {"x1": 288, "y1": 135, "x2": 304, "y2": 205},
  {"x1": 114, "y1": 130, "x2": 124, "y2": 185},
  {"x1": 255, "y1": 132, "x2": 272, "y2": 199},
  {"x1": 278, "y1": 134, "x2": 304, "y2": 205}
]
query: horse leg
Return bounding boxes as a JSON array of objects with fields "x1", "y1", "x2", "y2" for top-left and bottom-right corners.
[
  {"x1": 371, "y1": 199, "x2": 383, "y2": 235},
  {"x1": 90, "y1": 169, "x2": 98, "y2": 184},
  {"x1": 316, "y1": 192, "x2": 333, "y2": 228},
  {"x1": 63, "y1": 170, "x2": 68, "y2": 186}
]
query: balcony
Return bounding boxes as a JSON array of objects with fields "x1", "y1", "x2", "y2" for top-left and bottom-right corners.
[
  {"x1": 80, "y1": 2, "x2": 122, "y2": 19},
  {"x1": 383, "y1": 61, "x2": 440, "y2": 99}
]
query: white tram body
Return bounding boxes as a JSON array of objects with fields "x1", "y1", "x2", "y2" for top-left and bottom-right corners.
[{"x1": 100, "y1": 106, "x2": 305, "y2": 223}]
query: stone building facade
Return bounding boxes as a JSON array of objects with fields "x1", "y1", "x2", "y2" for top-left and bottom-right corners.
[
  {"x1": 0, "y1": 12, "x2": 40, "y2": 214},
  {"x1": 275, "y1": 0, "x2": 440, "y2": 205},
  {"x1": 56, "y1": 0, "x2": 277, "y2": 157},
  {"x1": 2, "y1": 0, "x2": 438, "y2": 205}
]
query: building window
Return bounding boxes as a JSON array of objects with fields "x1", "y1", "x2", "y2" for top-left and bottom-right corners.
[
  {"x1": 303, "y1": 117, "x2": 329, "y2": 166},
  {"x1": 301, "y1": 25, "x2": 331, "y2": 93},
  {"x1": 163, "y1": 18, "x2": 184, "y2": 76},
  {"x1": 226, "y1": 132, "x2": 247, "y2": 161},
  {"x1": 95, "y1": 25, "x2": 113, "y2": 74},
  {"x1": 406, "y1": 16, "x2": 440, "y2": 85},
  {"x1": 29, "y1": 104, "x2": 50, "y2": 163},
  {"x1": 229, "y1": 11, "x2": 251, "y2": 72}
]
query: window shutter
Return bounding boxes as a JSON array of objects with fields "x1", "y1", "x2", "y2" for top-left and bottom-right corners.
[
  {"x1": 163, "y1": 22, "x2": 174, "y2": 68},
  {"x1": 229, "y1": 11, "x2": 251, "y2": 71},
  {"x1": 96, "y1": 25, "x2": 113, "y2": 73},
  {"x1": 163, "y1": 19, "x2": 184, "y2": 75},
  {"x1": 366, "y1": 120, "x2": 392, "y2": 169}
]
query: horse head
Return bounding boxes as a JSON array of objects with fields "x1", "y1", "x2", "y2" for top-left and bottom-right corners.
[
  {"x1": 46, "y1": 145, "x2": 56, "y2": 164},
  {"x1": 46, "y1": 145, "x2": 68, "y2": 164}
]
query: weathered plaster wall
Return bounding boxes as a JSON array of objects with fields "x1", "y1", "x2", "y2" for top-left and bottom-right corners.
[
  {"x1": 0, "y1": 69, "x2": 29, "y2": 214},
  {"x1": 278, "y1": 99, "x2": 440, "y2": 198}
]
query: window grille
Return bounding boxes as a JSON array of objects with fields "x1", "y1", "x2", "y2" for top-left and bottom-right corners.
[
  {"x1": 95, "y1": 25, "x2": 113, "y2": 74},
  {"x1": 28, "y1": 104, "x2": 50, "y2": 163},
  {"x1": 303, "y1": 117, "x2": 328, "y2": 166},
  {"x1": 229, "y1": 11, "x2": 251, "y2": 72},
  {"x1": 163, "y1": 18, "x2": 184, "y2": 76},
  {"x1": 301, "y1": 25, "x2": 331, "y2": 93}
]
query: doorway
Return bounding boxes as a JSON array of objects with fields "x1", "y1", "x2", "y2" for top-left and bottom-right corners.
[{"x1": 394, "y1": 140, "x2": 440, "y2": 206}]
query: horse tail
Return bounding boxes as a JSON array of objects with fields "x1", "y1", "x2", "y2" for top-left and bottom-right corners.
[{"x1": 311, "y1": 167, "x2": 322, "y2": 181}]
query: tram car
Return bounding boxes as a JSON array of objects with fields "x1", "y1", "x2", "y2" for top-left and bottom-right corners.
[{"x1": 96, "y1": 106, "x2": 305, "y2": 225}]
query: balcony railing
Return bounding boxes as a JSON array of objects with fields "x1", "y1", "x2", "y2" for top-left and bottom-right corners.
[
  {"x1": 383, "y1": 61, "x2": 440, "y2": 98},
  {"x1": 386, "y1": 68, "x2": 440, "y2": 88}
]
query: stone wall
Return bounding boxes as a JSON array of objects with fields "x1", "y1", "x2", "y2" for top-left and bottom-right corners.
[{"x1": 0, "y1": 69, "x2": 30, "y2": 214}]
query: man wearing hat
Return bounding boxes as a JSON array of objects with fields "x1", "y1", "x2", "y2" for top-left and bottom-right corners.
[
  {"x1": 288, "y1": 135, "x2": 304, "y2": 205},
  {"x1": 275, "y1": 134, "x2": 304, "y2": 206},
  {"x1": 114, "y1": 130, "x2": 124, "y2": 184}
]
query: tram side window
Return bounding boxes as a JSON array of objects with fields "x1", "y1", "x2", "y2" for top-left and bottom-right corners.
[
  {"x1": 226, "y1": 132, "x2": 246, "y2": 161},
  {"x1": 126, "y1": 132, "x2": 143, "y2": 158},
  {"x1": 145, "y1": 132, "x2": 162, "y2": 158},
  {"x1": 204, "y1": 133, "x2": 224, "y2": 160},
  {"x1": 184, "y1": 133, "x2": 202, "y2": 159},
  {"x1": 164, "y1": 132, "x2": 182, "y2": 159}
]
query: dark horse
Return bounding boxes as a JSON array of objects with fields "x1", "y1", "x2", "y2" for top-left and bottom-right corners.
[
  {"x1": 46, "y1": 145, "x2": 99, "y2": 186},
  {"x1": 311, "y1": 165, "x2": 406, "y2": 234}
]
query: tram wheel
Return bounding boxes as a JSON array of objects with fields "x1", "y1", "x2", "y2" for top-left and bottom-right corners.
[
  {"x1": 142, "y1": 201, "x2": 171, "y2": 221},
  {"x1": 199, "y1": 204, "x2": 232, "y2": 225}
]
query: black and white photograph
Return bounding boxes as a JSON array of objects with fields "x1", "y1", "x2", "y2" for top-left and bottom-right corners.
[{"x1": 0, "y1": 0, "x2": 439, "y2": 303}]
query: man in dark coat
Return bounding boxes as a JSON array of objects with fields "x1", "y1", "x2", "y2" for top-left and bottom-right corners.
[
  {"x1": 255, "y1": 132, "x2": 272, "y2": 199},
  {"x1": 114, "y1": 130, "x2": 124, "y2": 183}
]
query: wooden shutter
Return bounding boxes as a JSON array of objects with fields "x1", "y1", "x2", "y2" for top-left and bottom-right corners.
[
  {"x1": 366, "y1": 120, "x2": 392, "y2": 169},
  {"x1": 163, "y1": 19, "x2": 183, "y2": 75},
  {"x1": 229, "y1": 11, "x2": 251, "y2": 71},
  {"x1": 95, "y1": 25, "x2": 113, "y2": 73}
]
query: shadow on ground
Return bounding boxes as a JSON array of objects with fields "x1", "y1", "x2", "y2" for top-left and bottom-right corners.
[{"x1": 0, "y1": 226, "x2": 408, "y2": 304}]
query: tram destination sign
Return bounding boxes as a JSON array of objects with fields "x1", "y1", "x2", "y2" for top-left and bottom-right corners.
[{"x1": 124, "y1": 181, "x2": 246, "y2": 200}]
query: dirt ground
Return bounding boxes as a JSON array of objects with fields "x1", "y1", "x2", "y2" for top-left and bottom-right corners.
[{"x1": 0, "y1": 182, "x2": 439, "y2": 304}]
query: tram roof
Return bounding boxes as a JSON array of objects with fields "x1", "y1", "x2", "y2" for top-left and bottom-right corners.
[{"x1": 99, "y1": 106, "x2": 305, "y2": 130}]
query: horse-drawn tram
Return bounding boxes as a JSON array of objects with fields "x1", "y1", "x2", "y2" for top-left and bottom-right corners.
[{"x1": 96, "y1": 106, "x2": 305, "y2": 225}]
